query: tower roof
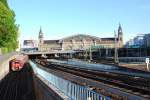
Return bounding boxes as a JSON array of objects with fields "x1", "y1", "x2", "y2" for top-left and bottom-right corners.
[
  {"x1": 118, "y1": 23, "x2": 123, "y2": 34},
  {"x1": 118, "y1": 23, "x2": 122, "y2": 30},
  {"x1": 39, "y1": 27, "x2": 42, "y2": 33},
  {"x1": 39, "y1": 27, "x2": 43, "y2": 38}
]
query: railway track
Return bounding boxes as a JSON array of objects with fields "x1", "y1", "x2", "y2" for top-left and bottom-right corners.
[
  {"x1": 34, "y1": 59, "x2": 150, "y2": 99},
  {"x1": 0, "y1": 63, "x2": 35, "y2": 100}
]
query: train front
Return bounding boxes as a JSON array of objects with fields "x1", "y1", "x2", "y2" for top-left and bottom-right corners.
[
  {"x1": 10, "y1": 59, "x2": 23, "y2": 71},
  {"x1": 10, "y1": 55, "x2": 28, "y2": 71}
]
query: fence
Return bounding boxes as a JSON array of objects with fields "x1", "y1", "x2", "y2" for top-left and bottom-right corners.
[{"x1": 29, "y1": 60, "x2": 110, "y2": 100}]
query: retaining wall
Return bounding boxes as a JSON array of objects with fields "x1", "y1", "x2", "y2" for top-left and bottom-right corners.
[
  {"x1": 33, "y1": 75, "x2": 65, "y2": 100},
  {"x1": 0, "y1": 52, "x2": 17, "y2": 80}
]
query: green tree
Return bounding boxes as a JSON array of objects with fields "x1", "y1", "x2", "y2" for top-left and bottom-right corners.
[
  {"x1": 0, "y1": 0, "x2": 8, "y2": 7},
  {"x1": 0, "y1": 0, "x2": 19, "y2": 52}
]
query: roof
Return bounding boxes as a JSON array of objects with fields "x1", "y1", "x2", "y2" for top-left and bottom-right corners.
[
  {"x1": 60, "y1": 34, "x2": 101, "y2": 41},
  {"x1": 44, "y1": 40, "x2": 60, "y2": 44},
  {"x1": 101, "y1": 38, "x2": 115, "y2": 41},
  {"x1": 43, "y1": 34, "x2": 117, "y2": 44}
]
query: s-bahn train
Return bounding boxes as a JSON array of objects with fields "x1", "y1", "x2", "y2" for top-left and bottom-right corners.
[{"x1": 9, "y1": 55, "x2": 28, "y2": 71}]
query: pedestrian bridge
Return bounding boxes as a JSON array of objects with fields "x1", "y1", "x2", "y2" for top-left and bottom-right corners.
[
  {"x1": 22, "y1": 50, "x2": 82, "y2": 59},
  {"x1": 22, "y1": 50, "x2": 79, "y2": 55}
]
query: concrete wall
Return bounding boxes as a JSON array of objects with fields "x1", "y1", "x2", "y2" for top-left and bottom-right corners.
[
  {"x1": 0, "y1": 52, "x2": 17, "y2": 80},
  {"x1": 33, "y1": 75, "x2": 64, "y2": 100}
]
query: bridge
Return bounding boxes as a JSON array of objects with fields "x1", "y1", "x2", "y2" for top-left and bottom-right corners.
[
  {"x1": 23, "y1": 50, "x2": 81, "y2": 59},
  {"x1": 0, "y1": 52, "x2": 150, "y2": 100},
  {"x1": 23, "y1": 50, "x2": 78, "y2": 55}
]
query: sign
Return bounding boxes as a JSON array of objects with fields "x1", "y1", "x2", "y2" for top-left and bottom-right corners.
[
  {"x1": 145, "y1": 58, "x2": 149, "y2": 71},
  {"x1": 146, "y1": 58, "x2": 149, "y2": 63}
]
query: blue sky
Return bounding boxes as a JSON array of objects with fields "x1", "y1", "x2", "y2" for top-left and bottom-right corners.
[{"x1": 8, "y1": 0, "x2": 150, "y2": 44}]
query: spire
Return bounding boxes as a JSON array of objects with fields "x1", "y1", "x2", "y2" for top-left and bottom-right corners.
[
  {"x1": 118, "y1": 23, "x2": 122, "y2": 34},
  {"x1": 38, "y1": 26, "x2": 44, "y2": 46},
  {"x1": 39, "y1": 26, "x2": 43, "y2": 38},
  {"x1": 119, "y1": 22, "x2": 121, "y2": 27},
  {"x1": 39, "y1": 26, "x2": 42, "y2": 33},
  {"x1": 117, "y1": 23, "x2": 123, "y2": 47}
]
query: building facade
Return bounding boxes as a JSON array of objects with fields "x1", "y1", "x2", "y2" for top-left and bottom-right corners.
[
  {"x1": 23, "y1": 40, "x2": 38, "y2": 48},
  {"x1": 143, "y1": 33, "x2": 150, "y2": 47},
  {"x1": 125, "y1": 33, "x2": 150, "y2": 48},
  {"x1": 125, "y1": 34, "x2": 144, "y2": 48},
  {"x1": 38, "y1": 24, "x2": 123, "y2": 51}
]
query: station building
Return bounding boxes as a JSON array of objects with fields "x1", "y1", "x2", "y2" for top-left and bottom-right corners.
[{"x1": 38, "y1": 24, "x2": 123, "y2": 51}]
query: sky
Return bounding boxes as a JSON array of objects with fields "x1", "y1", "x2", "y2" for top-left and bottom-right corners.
[{"x1": 7, "y1": 0, "x2": 150, "y2": 45}]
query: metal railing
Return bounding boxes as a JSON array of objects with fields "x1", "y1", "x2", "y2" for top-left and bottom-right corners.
[{"x1": 29, "y1": 60, "x2": 110, "y2": 100}]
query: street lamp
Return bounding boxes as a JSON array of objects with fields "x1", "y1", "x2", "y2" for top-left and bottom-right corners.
[
  {"x1": 114, "y1": 30, "x2": 119, "y2": 64},
  {"x1": 89, "y1": 44, "x2": 92, "y2": 61}
]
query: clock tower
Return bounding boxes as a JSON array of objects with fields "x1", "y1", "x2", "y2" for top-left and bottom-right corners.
[
  {"x1": 38, "y1": 27, "x2": 44, "y2": 51},
  {"x1": 118, "y1": 23, "x2": 123, "y2": 47}
]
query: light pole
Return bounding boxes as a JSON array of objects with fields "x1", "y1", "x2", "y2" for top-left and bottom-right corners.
[
  {"x1": 114, "y1": 31, "x2": 119, "y2": 64},
  {"x1": 89, "y1": 45, "x2": 92, "y2": 61},
  {"x1": 84, "y1": 49, "x2": 88, "y2": 61}
]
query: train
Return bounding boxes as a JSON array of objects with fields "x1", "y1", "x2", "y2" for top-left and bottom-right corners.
[{"x1": 9, "y1": 54, "x2": 28, "y2": 71}]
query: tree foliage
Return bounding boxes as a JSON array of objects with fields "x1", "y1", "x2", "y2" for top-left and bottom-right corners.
[
  {"x1": 0, "y1": 0, "x2": 8, "y2": 7},
  {"x1": 0, "y1": 0, "x2": 19, "y2": 51}
]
